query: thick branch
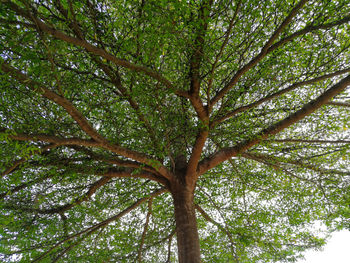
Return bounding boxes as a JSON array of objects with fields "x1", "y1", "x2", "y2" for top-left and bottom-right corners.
[
  {"x1": 199, "y1": 74, "x2": 350, "y2": 174},
  {"x1": 4, "y1": 131, "x2": 172, "y2": 180},
  {"x1": 186, "y1": 130, "x2": 209, "y2": 184},
  {"x1": 103, "y1": 168, "x2": 168, "y2": 186},
  {"x1": 210, "y1": 0, "x2": 309, "y2": 107}
]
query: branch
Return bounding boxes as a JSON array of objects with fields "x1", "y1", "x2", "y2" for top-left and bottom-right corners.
[
  {"x1": 4, "y1": 2, "x2": 185, "y2": 96},
  {"x1": 91, "y1": 58, "x2": 160, "y2": 149},
  {"x1": 243, "y1": 152, "x2": 349, "y2": 176},
  {"x1": 189, "y1": 0, "x2": 213, "y2": 95},
  {"x1": 187, "y1": 0, "x2": 213, "y2": 120},
  {"x1": 210, "y1": 0, "x2": 309, "y2": 107},
  {"x1": 4, "y1": 131, "x2": 173, "y2": 180},
  {"x1": 242, "y1": 152, "x2": 318, "y2": 183},
  {"x1": 137, "y1": 198, "x2": 153, "y2": 263},
  {"x1": 198, "y1": 74, "x2": 350, "y2": 174},
  {"x1": 195, "y1": 204, "x2": 237, "y2": 253},
  {"x1": 327, "y1": 101, "x2": 350, "y2": 107},
  {"x1": 267, "y1": 15, "x2": 350, "y2": 53},
  {"x1": 207, "y1": 0, "x2": 241, "y2": 107},
  {"x1": 103, "y1": 168, "x2": 168, "y2": 186},
  {"x1": 3, "y1": 177, "x2": 111, "y2": 214},
  {"x1": 1, "y1": 144, "x2": 56, "y2": 178},
  {"x1": 31, "y1": 188, "x2": 166, "y2": 262},
  {"x1": 0, "y1": 61, "x2": 105, "y2": 142},
  {"x1": 186, "y1": 130, "x2": 209, "y2": 185},
  {"x1": 211, "y1": 67, "x2": 350, "y2": 127},
  {"x1": 267, "y1": 139, "x2": 350, "y2": 144}
]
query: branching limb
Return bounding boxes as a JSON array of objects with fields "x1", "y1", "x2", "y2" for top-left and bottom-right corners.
[
  {"x1": 267, "y1": 15, "x2": 350, "y2": 53},
  {"x1": 267, "y1": 139, "x2": 350, "y2": 144},
  {"x1": 211, "y1": 68, "x2": 350, "y2": 127},
  {"x1": 3, "y1": 130, "x2": 173, "y2": 180},
  {"x1": 30, "y1": 188, "x2": 166, "y2": 262},
  {"x1": 137, "y1": 198, "x2": 153, "y2": 263},
  {"x1": 243, "y1": 152, "x2": 349, "y2": 176},
  {"x1": 327, "y1": 101, "x2": 350, "y2": 107},
  {"x1": 4, "y1": 1, "x2": 185, "y2": 96},
  {"x1": 207, "y1": 0, "x2": 241, "y2": 107},
  {"x1": 199, "y1": 74, "x2": 350, "y2": 174},
  {"x1": 187, "y1": 0, "x2": 213, "y2": 120},
  {"x1": 0, "y1": 61, "x2": 105, "y2": 142},
  {"x1": 91, "y1": 58, "x2": 160, "y2": 149},
  {"x1": 1, "y1": 144, "x2": 56, "y2": 178},
  {"x1": 4, "y1": 177, "x2": 111, "y2": 214},
  {"x1": 195, "y1": 204, "x2": 237, "y2": 258},
  {"x1": 186, "y1": 130, "x2": 209, "y2": 185},
  {"x1": 241, "y1": 153, "x2": 318, "y2": 183},
  {"x1": 210, "y1": 0, "x2": 309, "y2": 108}
]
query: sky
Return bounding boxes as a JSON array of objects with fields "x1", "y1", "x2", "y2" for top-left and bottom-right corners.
[{"x1": 297, "y1": 230, "x2": 350, "y2": 263}]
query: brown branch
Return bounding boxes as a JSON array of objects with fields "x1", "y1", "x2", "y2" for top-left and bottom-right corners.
[
  {"x1": 267, "y1": 139, "x2": 350, "y2": 144},
  {"x1": 198, "y1": 74, "x2": 350, "y2": 174},
  {"x1": 243, "y1": 152, "x2": 349, "y2": 176},
  {"x1": 31, "y1": 188, "x2": 166, "y2": 262},
  {"x1": 47, "y1": 176, "x2": 111, "y2": 214},
  {"x1": 103, "y1": 168, "x2": 168, "y2": 186},
  {"x1": 137, "y1": 198, "x2": 153, "y2": 263},
  {"x1": 211, "y1": 67, "x2": 350, "y2": 127},
  {"x1": 67, "y1": 146, "x2": 159, "y2": 174},
  {"x1": 91, "y1": 58, "x2": 159, "y2": 149},
  {"x1": 207, "y1": 0, "x2": 241, "y2": 108},
  {"x1": 1, "y1": 144, "x2": 56, "y2": 178},
  {"x1": 210, "y1": 0, "x2": 309, "y2": 108},
  {"x1": 327, "y1": 101, "x2": 350, "y2": 107},
  {"x1": 267, "y1": 15, "x2": 350, "y2": 53},
  {"x1": 4, "y1": 177, "x2": 111, "y2": 214},
  {"x1": 165, "y1": 232, "x2": 174, "y2": 263},
  {"x1": 4, "y1": 130, "x2": 173, "y2": 180},
  {"x1": 0, "y1": 171, "x2": 58, "y2": 199},
  {"x1": 195, "y1": 204, "x2": 237, "y2": 256},
  {"x1": 189, "y1": 0, "x2": 213, "y2": 96},
  {"x1": 187, "y1": 0, "x2": 213, "y2": 120},
  {"x1": 242, "y1": 152, "x2": 318, "y2": 183},
  {"x1": 5, "y1": 2, "x2": 186, "y2": 97},
  {"x1": 186, "y1": 130, "x2": 209, "y2": 185},
  {"x1": 0, "y1": 61, "x2": 105, "y2": 142}
]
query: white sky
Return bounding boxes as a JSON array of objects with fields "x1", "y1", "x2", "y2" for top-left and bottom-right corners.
[{"x1": 297, "y1": 230, "x2": 350, "y2": 263}]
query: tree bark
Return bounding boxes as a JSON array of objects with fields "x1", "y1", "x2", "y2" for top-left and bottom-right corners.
[{"x1": 171, "y1": 181, "x2": 201, "y2": 263}]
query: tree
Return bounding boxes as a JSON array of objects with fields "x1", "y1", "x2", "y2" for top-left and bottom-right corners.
[{"x1": 0, "y1": 0, "x2": 350, "y2": 262}]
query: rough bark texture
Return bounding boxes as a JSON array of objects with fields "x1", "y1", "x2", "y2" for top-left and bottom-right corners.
[
  {"x1": 172, "y1": 184, "x2": 201, "y2": 263},
  {"x1": 171, "y1": 158, "x2": 201, "y2": 263}
]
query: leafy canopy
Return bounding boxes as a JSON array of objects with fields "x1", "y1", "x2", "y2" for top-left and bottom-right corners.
[{"x1": 0, "y1": 0, "x2": 350, "y2": 262}]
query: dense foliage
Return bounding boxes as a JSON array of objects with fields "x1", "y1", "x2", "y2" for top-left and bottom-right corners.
[{"x1": 1, "y1": 0, "x2": 350, "y2": 262}]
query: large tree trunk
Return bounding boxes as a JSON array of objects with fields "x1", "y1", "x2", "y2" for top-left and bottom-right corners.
[{"x1": 171, "y1": 182, "x2": 201, "y2": 263}]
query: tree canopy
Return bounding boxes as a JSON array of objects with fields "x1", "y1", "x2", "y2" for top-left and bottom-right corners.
[{"x1": 0, "y1": 0, "x2": 350, "y2": 262}]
